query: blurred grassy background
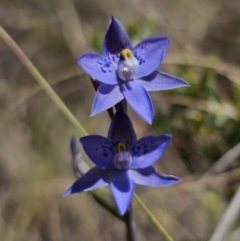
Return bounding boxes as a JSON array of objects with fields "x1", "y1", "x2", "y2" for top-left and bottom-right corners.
[{"x1": 1, "y1": 0, "x2": 240, "y2": 240}]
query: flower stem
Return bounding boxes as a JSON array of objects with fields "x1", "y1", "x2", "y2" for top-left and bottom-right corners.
[
  {"x1": 124, "y1": 204, "x2": 137, "y2": 241},
  {"x1": 134, "y1": 193, "x2": 174, "y2": 241}
]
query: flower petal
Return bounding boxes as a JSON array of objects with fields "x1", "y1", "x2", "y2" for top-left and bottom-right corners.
[
  {"x1": 80, "y1": 135, "x2": 115, "y2": 168},
  {"x1": 62, "y1": 167, "x2": 114, "y2": 196},
  {"x1": 137, "y1": 71, "x2": 189, "y2": 91},
  {"x1": 77, "y1": 53, "x2": 118, "y2": 85},
  {"x1": 108, "y1": 107, "x2": 137, "y2": 149},
  {"x1": 122, "y1": 81, "x2": 153, "y2": 124},
  {"x1": 133, "y1": 36, "x2": 169, "y2": 78},
  {"x1": 91, "y1": 83, "x2": 124, "y2": 116},
  {"x1": 103, "y1": 16, "x2": 132, "y2": 56},
  {"x1": 131, "y1": 166, "x2": 181, "y2": 187},
  {"x1": 110, "y1": 170, "x2": 134, "y2": 215},
  {"x1": 131, "y1": 134, "x2": 171, "y2": 168}
]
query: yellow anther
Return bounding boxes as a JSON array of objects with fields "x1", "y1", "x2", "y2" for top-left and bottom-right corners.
[
  {"x1": 117, "y1": 143, "x2": 127, "y2": 152},
  {"x1": 120, "y1": 49, "x2": 134, "y2": 60}
]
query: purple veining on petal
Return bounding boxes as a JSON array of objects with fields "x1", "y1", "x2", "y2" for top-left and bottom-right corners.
[
  {"x1": 134, "y1": 52, "x2": 146, "y2": 66},
  {"x1": 80, "y1": 135, "x2": 115, "y2": 168},
  {"x1": 99, "y1": 60, "x2": 113, "y2": 73},
  {"x1": 131, "y1": 134, "x2": 172, "y2": 168},
  {"x1": 133, "y1": 36, "x2": 169, "y2": 79},
  {"x1": 78, "y1": 53, "x2": 118, "y2": 85}
]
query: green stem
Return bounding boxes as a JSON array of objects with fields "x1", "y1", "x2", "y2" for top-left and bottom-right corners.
[
  {"x1": 0, "y1": 26, "x2": 87, "y2": 136},
  {"x1": 134, "y1": 194, "x2": 174, "y2": 241}
]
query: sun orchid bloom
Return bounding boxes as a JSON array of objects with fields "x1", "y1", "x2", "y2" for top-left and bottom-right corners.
[
  {"x1": 78, "y1": 16, "x2": 189, "y2": 124},
  {"x1": 63, "y1": 107, "x2": 181, "y2": 215}
]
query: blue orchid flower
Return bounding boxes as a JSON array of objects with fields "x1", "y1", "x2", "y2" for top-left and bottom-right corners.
[
  {"x1": 78, "y1": 16, "x2": 189, "y2": 124},
  {"x1": 63, "y1": 107, "x2": 180, "y2": 215}
]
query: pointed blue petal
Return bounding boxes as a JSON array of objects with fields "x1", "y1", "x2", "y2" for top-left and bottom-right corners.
[
  {"x1": 91, "y1": 83, "x2": 124, "y2": 116},
  {"x1": 137, "y1": 71, "x2": 189, "y2": 91},
  {"x1": 131, "y1": 166, "x2": 181, "y2": 187},
  {"x1": 131, "y1": 134, "x2": 171, "y2": 168},
  {"x1": 122, "y1": 81, "x2": 153, "y2": 124},
  {"x1": 110, "y1": 170, "x2": 134, "y2": 215},
  {"x1": 77, "y1": 53, "x2": 118, "y2": 85},
  {"x1": 133, "y1": 36, "x2": 169, "y2": 79},
  {"x1": 62, "y1": 167, "x2": 114, "y2": 196},
  {"x1": 103, "y1": 16, "x2": 132, "y2": 56},
  {"x1": 80, "y1": 135, "x2": 115, "y2": 168},
  {"x1": 108, "y1": 107, "x2": 137, "y2": 149}
]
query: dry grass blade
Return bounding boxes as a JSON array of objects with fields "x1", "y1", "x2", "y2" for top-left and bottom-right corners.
[
  {"x1": 209, "y1": 185, "x2": 240, "y2": 241},
  {"x1": 195, "y1": 143, "x2": 240, "y2": 194}
]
